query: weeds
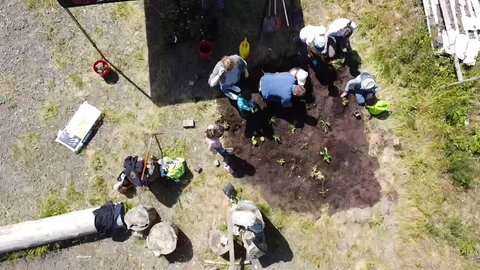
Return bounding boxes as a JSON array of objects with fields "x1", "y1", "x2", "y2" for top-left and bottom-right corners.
[
  {"x1": 110, "y1": 2, "x2": 134, "y2": 20},
  {"x1": 37, "y1": 192, "x2": 69, "y2": 218},
  {"x1": 24, "y1": 0, "x2": 56, "y2": 11},
  {"x1": 88, "y1": 176, "x2": 108, "y2": 206},
  {"x1": 164, "y1": 139, "x2": 188, "y2": 158},
  {"x1": 41, "y1": 102, "x2": 58, "y2": 124},
  {"x1": 66, "y1": 180, "x2": 83, "y2": 204},
  {"x1": 8, "y1": 131, "x2": 40, "y2": 165},
  {"x1": 70, "y1": 72, "x2": 83, "y2": 88}
]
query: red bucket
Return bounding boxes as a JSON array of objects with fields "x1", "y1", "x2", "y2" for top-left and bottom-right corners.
[
  {"x1": 197, "y1": 40, "x2": 213, "y2": 59},
  {"x1": 93, "y1": 59, "x2": 111, "y2": 77}
]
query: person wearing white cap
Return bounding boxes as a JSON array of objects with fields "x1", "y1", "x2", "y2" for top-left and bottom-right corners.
[
  {"x1": 289, "y1": 67, "x2": 309, "y2": 86},
  {"x1": 296, "y1": 25, "x2": 328, "y2": 58},
  {"x1": 259, "y1": 70, "x2": 307, "y2": 107},
  {"x1": 342, "y1": 72, "x2": 380, "y2": 106},
  {"x1": 326, "y1": 18, "x2": 357, "y2": 54}
]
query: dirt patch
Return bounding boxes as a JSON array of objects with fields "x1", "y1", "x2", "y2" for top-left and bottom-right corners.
[{"x1": 219, "y1": 61, "x2": 381, "y2": 216}]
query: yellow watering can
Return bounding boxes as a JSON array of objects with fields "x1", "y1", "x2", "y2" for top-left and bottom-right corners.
[{"x1": 239, "y1": 38, "x2": 250, "y2": 59}]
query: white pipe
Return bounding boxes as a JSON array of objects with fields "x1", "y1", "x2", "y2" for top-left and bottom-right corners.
[{"x1": 0, "y1": 207, "x2": 99, "y2": 254}]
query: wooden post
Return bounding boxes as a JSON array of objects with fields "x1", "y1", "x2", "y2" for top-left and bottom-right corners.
[
  {"x1": 226, "y1": 207, "x2": 236, "y2": 270},
  {"x1": 0, "y1": 207, "x2": 99, "y2": 254}
]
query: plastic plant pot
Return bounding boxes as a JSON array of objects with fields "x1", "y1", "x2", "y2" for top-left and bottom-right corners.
[
  {"x1": 197, "y1": 40, "x2": 213, "y2": 59},
  {"x1": 93, "y1": 59, "x2": 111, "y2": 77}
]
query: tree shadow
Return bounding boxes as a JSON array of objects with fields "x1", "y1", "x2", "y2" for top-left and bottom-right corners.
[
  {"x1": 164, "y1": 228, "x2": 193, "y2": 263},
  {"x1": 147, "y1": 165, "x2": 193, "y2": 208},
  {"x1": 258, "y1": 213, "x2": 293, "y2": 267}
]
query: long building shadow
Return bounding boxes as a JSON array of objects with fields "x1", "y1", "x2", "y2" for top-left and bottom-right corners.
[{"x1": 144, "y1": 0, "x2": 266, "y2": 105}]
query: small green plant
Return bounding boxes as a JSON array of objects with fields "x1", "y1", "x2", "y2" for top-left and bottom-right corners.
[
  {"x1": 222, "y1": 121, "x2": 230, "y2": 130},
  {"x1": 319, "y1": 120, "x2": 331, "y2": 134},
  {"x1": 290, "y1": 125, "x2": 297, "y2": 134},
  {"x1": 310, "y1": 165, "x2": 325, "y2": 181},
  {"x1": 251, "y1": 136, "x2": 258, "y2": 146},
  {"x1": 273, "y1": 135, "x2": 281, "y2": 144},
  {"x1": 311, "y1": 165, "x2": 328, "y2": 196},
  {"x1": 277, "y1": 159, "x2": 286, "y2": 166},
  {"x1": 269, "y1": 117, "x2": 276, "y2": 125},
  {"x1": 41, "y1": 102, "x2": 58, "y2": 124},
  {"x1": 342, "y1": 97, "x2": 349, "y2": 106},
  {"x1": 300, "y1": 143, "x2": 309, "y2": 150},
  {"x1": 320, "y1": 147, "x2": 332, "y2": 164}
]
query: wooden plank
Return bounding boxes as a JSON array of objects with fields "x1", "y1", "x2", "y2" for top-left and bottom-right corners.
[
  {"x1": 449, "y1": 0, "x2": 461, "y2": 33},
  {"x1": 423, "y1": 0, "x2": 434, "y2": 34},
  {"x1": 470, "y1": 0, "x2": 480, "y2": 18},
  {"x1": 226, "y1": 207, "x2": 235, "y2": 270}
]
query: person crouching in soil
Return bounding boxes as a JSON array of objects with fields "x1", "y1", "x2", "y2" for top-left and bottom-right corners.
[
  {"x1": 341, "y1": 72, "x2": 380, "y2": 106},
  {"x1": 205, "y1": 124, "x2": 234, "y2": 173}
]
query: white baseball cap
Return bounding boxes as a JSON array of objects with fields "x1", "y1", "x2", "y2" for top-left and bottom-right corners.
[
  {"x1": 361, "y1": 78, "x2": 376, "y2": 90},
  {"x1": 296, "y1": 69, "x2": 308, "y2": 86}
]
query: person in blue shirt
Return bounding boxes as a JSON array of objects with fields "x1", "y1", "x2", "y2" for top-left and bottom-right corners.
[{"x1": 259, "y1": 72, "x2": 306, "y2": 107}]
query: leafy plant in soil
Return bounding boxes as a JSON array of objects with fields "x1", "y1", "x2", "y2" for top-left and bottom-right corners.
[
  {"x1": 269, "y1": 116, "x2": 276, "y2": 125},
  {"x1": 320, "y1": 147, "x2": 332, "y2": 165},
  {"x1": 319, "y1": 120, "x2": 331, "y2": 134},
  {"x1": 277, "y1": 159, "x2": 286, "y2": 166},
  {"x1": 251, "y1": 136, "x2": 258, "y2": 146},
  {"x1": 273, "y1": 135, "x2": 282, "y2": 144},
  {"x1": 300, "y1": 143, "x2": 309, "y2": 150},
  {"x1": 342, "y1": 97, "x2": 349, "y2": 106},
  {"x1": 311, "y1": 165, "x2": 328, "y2": 196},
  {"x1": 290, "y1": 125, "x2": 297, "y2": 134}
]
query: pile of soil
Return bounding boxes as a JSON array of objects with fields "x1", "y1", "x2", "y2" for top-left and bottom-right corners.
[{"x1": 218, "y1": 61, "x2": 381, "y2": 216}]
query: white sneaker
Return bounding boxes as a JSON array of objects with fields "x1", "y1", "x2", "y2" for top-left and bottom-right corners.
[
  {"x1": 223, "y1": 162, "x2": 233, "y2": 173},
  {"x1": 224, "y1": 91, "x2": 238, "y2": 100}
]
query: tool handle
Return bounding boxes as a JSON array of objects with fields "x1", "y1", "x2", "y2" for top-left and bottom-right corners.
[{"x1": 282, "y1": 0, "x2": 289, "y2": 28}]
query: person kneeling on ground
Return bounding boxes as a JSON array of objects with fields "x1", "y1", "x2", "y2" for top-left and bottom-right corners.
[
  {"x1": 208, "y1": 55, "x2": 249, "y2": 100},
  {"x1": 342, "y1": 72, "x2": 380, "y2": 106},
  {"x1": 205, "y1": 124, "x2": 234, "y2": 173},
  {"x1": 259, "y1": 69, "x2": 307, "y2": 107}
]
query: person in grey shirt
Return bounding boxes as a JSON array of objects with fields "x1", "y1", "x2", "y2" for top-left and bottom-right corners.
[{"x1": 208, "y1": 55, "x2": 249, "y2": 100}]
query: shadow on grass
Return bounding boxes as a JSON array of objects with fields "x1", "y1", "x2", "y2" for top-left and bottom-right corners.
[
  {"x1": 164, "y1": 228, "x2": 193, "y2": 263},
  {"x1": 259, "y1": 214, "x2": 293, "y2": 267},
  {"x1": 147, "y1": 165, "x2": 193, "y2": 208}
]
